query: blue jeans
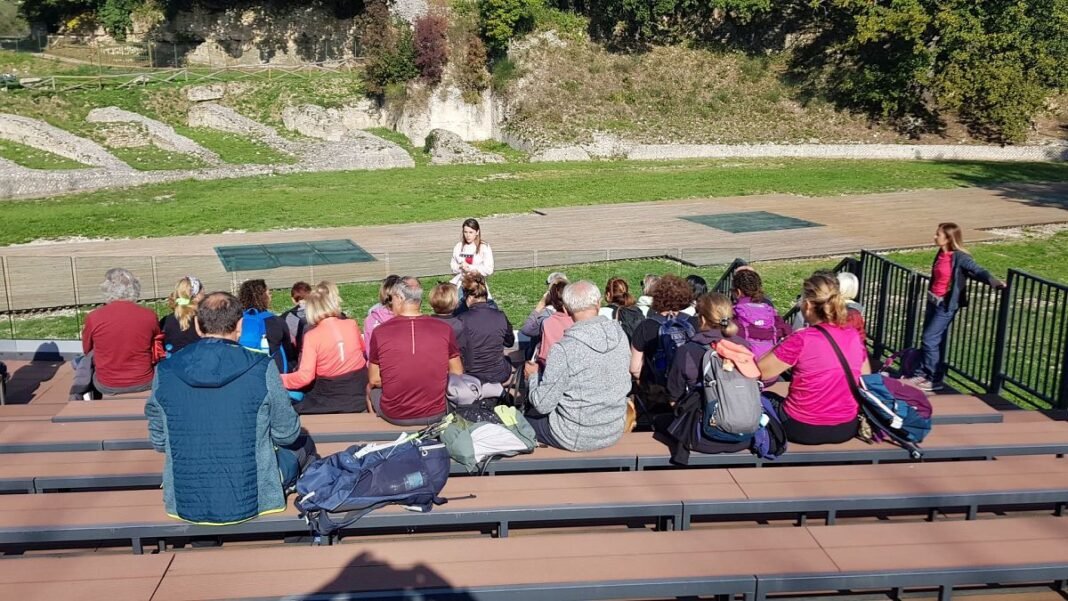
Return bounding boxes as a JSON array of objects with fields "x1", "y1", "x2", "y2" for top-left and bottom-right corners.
[{"x1": 920, "y1": 299, "x2": 957, "y2": 382}]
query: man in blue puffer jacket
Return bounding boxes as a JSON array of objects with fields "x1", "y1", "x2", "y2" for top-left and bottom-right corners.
[{"x1": 146, "y1": 291, "x2": 313, "y2": 524}]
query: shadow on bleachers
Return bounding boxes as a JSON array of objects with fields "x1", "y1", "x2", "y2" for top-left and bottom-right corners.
[
  {"x1": 309, "y1": 551, "x2": 476, "y2": 600},
  {"x1": 4, "y1": 343, "x2": 63, "y2": 405}
]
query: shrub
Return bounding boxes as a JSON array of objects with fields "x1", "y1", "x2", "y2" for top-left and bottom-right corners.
[
  {"x1": 358, "y1": 0, "x2": 419, "y2": 97},
  {"x1": 478, "y1": 0, "x2": 536, "y2": 55},
  {"x1": 414, "y1": 14, "x2": 449, "y2": 85},
  {"x1": 455, "y1": 35, "x2": 490, "y2": 102}
]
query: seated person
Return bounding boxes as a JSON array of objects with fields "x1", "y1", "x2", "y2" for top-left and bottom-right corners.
[
  {"x1": 159, "y1": 276, "x2": 203, "y2": 355},
  {"x1": 457, "y1": 274, "x2": 515, "y2": 385},
  {"x1": 80, "y1": 268, "x2": 160, "y2": 395},
  {"x1": 280, "y1": 281, "x2": 311, "y2": 351},
  {"x1": 524, "y1": 280, "x2": 631, "y2": 452},
  {"x1": 364, "y1": 274, "x2": 402, "y2": 358},
  {"x1": 681, "y1": 274, "x2": 708, "y2": 316},
  {"x1": 757, "y1": 273, "x2": 871, "y2": 445},
  {"x1": 535, "y1": 280, "x2": 574, "y2": 369},
  {"x1": 368, "y1": 276, "x2": 463, "y2": 426},
  {"x1": 731, "y1": 268, "x2": 792, "y2": 360},
  {"x1": 146, "y1": 292, "x2": 314, "y2": 524},
  {"x1": 838, "y1": 272, "x2": 867, "y2": 344},
  {"x1": 429, "y1": 282, "x2": 465, "y2": 343},
  {"x1": 636, "y1": 274, "x2": 659, "y2": 316},
  {"x1": 629, "y1": 274, "x2": 695, "y2": 413},
  {"x1": 518, "y1": 272, "x2": 570, "y2": 360},
  {"x1": 667, "y1": 292, "x2": 752, "y2": 402},
  {"x1": 281, "y1": 283, "x2": 368, "y2": 414},
  {"x1": 237, "y1": 279, "x2": 296, "y2": 373}
]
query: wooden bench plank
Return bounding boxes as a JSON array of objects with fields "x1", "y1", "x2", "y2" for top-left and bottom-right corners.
[
  {"x1": 0, "y1": 551, "x2": 171, "y2": 601},
  {"x1": 0, "y1": 404, "x2": 62, "y2": 422},
  {"x1": 154, "y1": 528, "x2": 824, "y2": 601}
]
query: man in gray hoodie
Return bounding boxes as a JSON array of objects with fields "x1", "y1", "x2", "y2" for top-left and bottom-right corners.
[{"x1": 523, "y1": 280, "x2": 632, "y2": 451}]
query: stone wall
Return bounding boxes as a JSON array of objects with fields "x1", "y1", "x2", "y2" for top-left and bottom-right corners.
[{"x1": 0, "y1": 114, "x2": 131, "y2": 170}]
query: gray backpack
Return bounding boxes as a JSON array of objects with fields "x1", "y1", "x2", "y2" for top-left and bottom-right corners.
[{"x1": 700, "y1": 348, "x2": 762, "y2": 442}]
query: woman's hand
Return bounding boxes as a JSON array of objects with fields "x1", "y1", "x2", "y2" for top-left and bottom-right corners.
[{"x1": 523, "y1": 360, "x2": 539, "y2": 378}]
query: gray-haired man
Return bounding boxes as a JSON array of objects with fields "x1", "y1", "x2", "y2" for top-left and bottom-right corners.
[{"x1": 524, "y1": 280, "x2": 632, "y2": 451}]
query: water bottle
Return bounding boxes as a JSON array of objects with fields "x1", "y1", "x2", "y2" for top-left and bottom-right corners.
[
  {"x1": 386, "y1": 471, "x2": 424, "y2": 494},
  {"x1": 259, "y1": 334, "x2": 270, "y2": 354}
]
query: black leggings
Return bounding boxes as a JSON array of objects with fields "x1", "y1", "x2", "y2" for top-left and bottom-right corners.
[{"x1": 782, "y1": 417, "x2": 858, "y2": 445}]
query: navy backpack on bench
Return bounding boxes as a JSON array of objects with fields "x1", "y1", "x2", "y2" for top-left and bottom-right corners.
[{"x1": 295, "y1": 433, "x2": 450, "y2": 538}]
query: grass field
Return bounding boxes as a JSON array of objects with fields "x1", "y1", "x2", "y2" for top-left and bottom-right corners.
[
  {"x1": 0, "y1": 139, "x2": 87, "y2": 169},
  {"x1": 1, "y1": 158, "x2": 1067, "y2": 246}
]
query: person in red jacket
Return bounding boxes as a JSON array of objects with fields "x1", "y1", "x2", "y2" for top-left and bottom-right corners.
[{"x1": 81, "y1": 268, "x2": 160, "y2": 395}]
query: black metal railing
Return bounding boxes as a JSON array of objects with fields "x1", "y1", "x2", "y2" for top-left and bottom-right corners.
[
  {"x1": 715, "y1": 251, "x2": 1068, "y2": 408},
  {"x1": 711, "y1": 258, "x2": 751, "y2": 296}
]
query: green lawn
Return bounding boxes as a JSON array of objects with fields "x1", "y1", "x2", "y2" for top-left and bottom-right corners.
[
  {"x1": 108, "y1": 146, "x2": 208, "y2": 171},
  {"x1": 172, "y1": 127, "x2": 296, "y2": 166},
  {"x1": 0, "y1": 139, "x2": 88, "y2": 170},
  {"x1": 2, "y1": 158, "x2": 1067, "y2": 246}
]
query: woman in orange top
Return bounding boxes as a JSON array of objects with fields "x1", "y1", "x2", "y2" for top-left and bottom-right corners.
[{"x1": 282, "y1": 282, "x2": 368, "y2": 414}]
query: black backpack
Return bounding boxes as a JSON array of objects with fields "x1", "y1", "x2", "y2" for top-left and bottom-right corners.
[{"x1": 611, "y1": 304, "x2": 645, "y2": 341}]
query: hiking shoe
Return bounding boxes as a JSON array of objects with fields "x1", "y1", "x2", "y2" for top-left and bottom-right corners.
[{"x1": 912, "y1": 377, "x2": 944, "y2": 393}]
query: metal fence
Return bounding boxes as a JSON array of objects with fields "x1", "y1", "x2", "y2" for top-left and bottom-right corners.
[
  {"x1": 0, "y1": 247, "x2": 749, "y2": 340},
  {"x1": 1, "y1": 35, "x2": 363, "y2": 69},
  {"x1": 856, "y1": 251, "x2": 1066, "y2": 408},
  {"x1": 715, "y1": 251, "x2": 1068, "y2": 408}
]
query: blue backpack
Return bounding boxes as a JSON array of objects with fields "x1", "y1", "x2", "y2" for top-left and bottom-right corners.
[
  {"x1": 859, "y1": 374, "x2": 933, "y2": 444},
  {"x1": 650, "y1": 313, "x2": 695, "y2": 385},
  {"x1": 750, "y1": 395, "x2": 788, "y2": 460},
  {"x1": 295, "y1": 436, "x2": 450, "y2": 538},
  {"x1": 238, "y1": 308, "x2": 273, "y2": 351}
]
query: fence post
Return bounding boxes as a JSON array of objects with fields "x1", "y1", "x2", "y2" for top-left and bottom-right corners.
[
  {"x1": 70, "y1": 257, "x2": 83, "y2": 332},
  {"x1": 1060, "y1": 328, "x2": 1068, "y2": 410},
  {"x1": 1, "y1": 256, "x2": 14, "y2": 338},
  {"x1": 871, "y1": 257, "x2": 892, "y2": 359},
  {"x1": 987, "y1": 271, "x2": 1014, "y2": 396}
]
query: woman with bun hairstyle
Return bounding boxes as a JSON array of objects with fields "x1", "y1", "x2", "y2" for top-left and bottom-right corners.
[
  {"x1": 912, "y1": 222, "x2": 1005, "y2": 392},
  {"x1": 667, "y1": 292, "x2": 752, "y2": 404},
  {"x1": 758, "y1": 273, "x2": 871, "y2": 445}
]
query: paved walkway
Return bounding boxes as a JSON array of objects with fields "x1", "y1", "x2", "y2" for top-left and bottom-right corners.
[{"x1": 1, "y1": 182, "x2": 1065, "y2": 310}]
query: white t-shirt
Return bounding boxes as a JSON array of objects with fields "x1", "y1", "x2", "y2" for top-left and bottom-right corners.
[{"x1": 450, "y1": 242, "x2": 494, "y2": 286}]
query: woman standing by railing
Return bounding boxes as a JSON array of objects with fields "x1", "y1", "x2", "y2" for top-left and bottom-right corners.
[{"x1": 912, "y1": 223, "x2": 1005, "y2": 392}]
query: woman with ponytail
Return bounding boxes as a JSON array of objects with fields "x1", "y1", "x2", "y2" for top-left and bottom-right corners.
[
  {"x1": 159, "y1": 276, "x2": 203, "y2": 354},
  {"x1": 758, "y1": 273, "x2": 871, "y2": 445},
  {"x1": 666, "y1": 293, "x2": 751, "y2": 403},
  {"x1": 912, "y1": 223, "x2": 1005, "y2": 392}
]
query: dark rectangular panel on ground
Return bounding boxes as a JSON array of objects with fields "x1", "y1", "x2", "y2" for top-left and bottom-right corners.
[
  {"x1": 214, "y1": 240, "x2": 375, "y2": 272},
  {"x1": 683, "y1": 211, "x2": 821, "y2": 233}
]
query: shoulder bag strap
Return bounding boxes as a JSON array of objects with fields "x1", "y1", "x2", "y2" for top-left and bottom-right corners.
[{"x1": 812, "y1": 325, "x2": 864, "y2": 406}]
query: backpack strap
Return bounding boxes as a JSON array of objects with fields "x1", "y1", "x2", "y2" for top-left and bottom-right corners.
[{"x1": 812, "y1": 325, "x2": 864, "y2": 407}]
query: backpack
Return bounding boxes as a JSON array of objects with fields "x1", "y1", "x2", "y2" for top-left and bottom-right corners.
[
  {"x1": 439, "y1": 406, "x2": 537, "y2": 474},
  {"x1": 699, "y1": 347, "x2": 762, "y2": 442},
  {"x1": 750, "y1": 395, "x2": 788, "y2": 460},
  {"x1": 238, "y1": 309, "x2": 273, "y2": 353},
  {"x1": 611, "y1": 304, "x2": 645, "y2": 341},
  {"x1": 657, "y1": 389, "x2": 751, "y2": 465},
  {"x1": 734, "y1": 301, "x2": 780, "y2": 359},
  {"x1": 295, "y1": 435, "x2": 450, "y2": 538},
  {"x1": 281, "y1": 305, "x2": 307, "y2": 350},
  {"x1": 879, "y1": 348, "x2": 922, "y2": 379},
  {"x1": 649, "y1": 313, "x2": 695, "y2": 385},
  {"x1": 860, "y1": 374, "x2": 933, "y2": 444}
]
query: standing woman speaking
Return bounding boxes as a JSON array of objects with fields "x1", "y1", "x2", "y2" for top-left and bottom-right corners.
[
  {"x1": 450, "y1": 218, "x2": 495, "y2": 291},
  {"x1": 913, "y1": 222, "x2": 1005, "y2": 392}
]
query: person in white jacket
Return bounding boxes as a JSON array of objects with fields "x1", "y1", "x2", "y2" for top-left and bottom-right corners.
[{"x1": 450, "y1": 218, "x2": 495, "y2": 289}]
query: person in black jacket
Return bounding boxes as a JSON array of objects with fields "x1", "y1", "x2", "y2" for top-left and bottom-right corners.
[
  {"x1": 913, "y1": 222, "x2": 1005, "y2": 392},
  {"x1": 666, "y1": 292, "x2": 751, "y2": 403},
  {"x1": 159, "y1": 276, "x2": 203, "y2": 355},
  {"x1": 457, "y1": 274, "x2": 515, "y2": 385}
]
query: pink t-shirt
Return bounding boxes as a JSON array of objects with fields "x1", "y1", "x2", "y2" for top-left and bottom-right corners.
[
  {"x1": 773, "y1": 324, "x2": 865, "y2": 426},
  {"x1": 930, "y1": 251, "x2": 953, "y2": 298},
  {"x1": 537, "y1": 311, "x2": 574, "y2": 366}
]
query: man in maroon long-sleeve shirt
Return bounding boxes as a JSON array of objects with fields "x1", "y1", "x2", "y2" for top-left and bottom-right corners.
[{"x1": 81, "y1": 268, "x2": 159, "y2": 394}]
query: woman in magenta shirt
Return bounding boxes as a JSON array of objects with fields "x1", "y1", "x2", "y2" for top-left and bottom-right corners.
[{"x1": 758, "y1": 273, "x2": 871, "y2": 445}]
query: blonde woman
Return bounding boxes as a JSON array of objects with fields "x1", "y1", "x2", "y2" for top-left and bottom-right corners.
[
  {"x1": 666, "y1": 292, "x2": 752, "y2": 404},
  {"x1": 159, "y1": 276, "x2": 203, "y2": 355},
  {"x1": 281, "y1": 282, "x2": 368, "y2": 414},
  {"x1": 912, "y1": 223, "x2": 1005, "y2": 392}
]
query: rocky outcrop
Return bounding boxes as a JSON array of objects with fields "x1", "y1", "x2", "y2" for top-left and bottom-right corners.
[
  {"x1": 87, "y1": 107, "x2": 223, "y2": 165},
  {"x1": 281, "y1": 104, "x2": 348, "y2": 141},
  {"x1": 425, "y1": 129, "x2": 504, "y2": 165},
  {"x1": 0, "y1": 114, "x2": 129, "y2": 170},
  {"x1": 185, "y1": 84, "x2": 226, "y2": 102},
  {"x1": 530, "y1": 146, "x2": 592, "y2": 162},
  {"x1": 187, "y1": 103, "x2": 299, "y2": 154},
  {"x1": 393, "y1": 83, "x2": 499, "y2": 147},
  {"x1": 298, "y1": 130, "x2": 414, "y2": 171}
]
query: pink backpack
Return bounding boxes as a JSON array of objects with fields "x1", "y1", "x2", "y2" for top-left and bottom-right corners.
[{"x1": 733, "y1": 301, "x2": 780, "y2": 360}]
